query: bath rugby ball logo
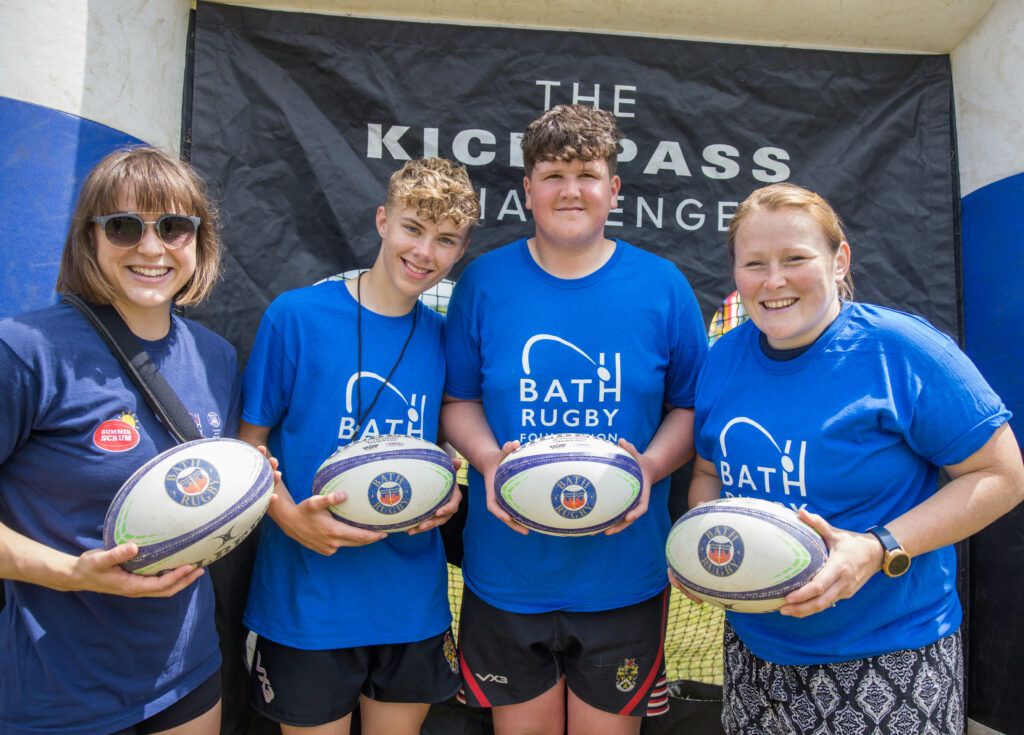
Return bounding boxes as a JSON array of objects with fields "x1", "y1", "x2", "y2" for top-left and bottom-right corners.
[
  {"x1": 699, "y1": 525, "x2": 744, "y2": 577},
  {"x1": 551, "y1": 475, "x2": 596, "y2": 519},
  {"x1": 164, "y1": 459, "x2": 220, "y2": 506},
  {"x1": 369, "y1": 472, "x2": 412, "y2": 515}
]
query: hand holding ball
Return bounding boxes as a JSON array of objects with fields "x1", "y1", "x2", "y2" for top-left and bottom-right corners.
[
  {"x1": 103, "y1": 438, "x2": 274, "y2": 575},
  {"x1": 666, "y1": 497, "x2": 828, "y2": 612},
  {"x1": 312, "y1": 435, "x2": 455, "y2": 532},
  {"x1": 494, "y1": 433, "x2": 643, "y2": 536}
]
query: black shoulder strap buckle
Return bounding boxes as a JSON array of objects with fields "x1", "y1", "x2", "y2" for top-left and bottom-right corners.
[{"x1": 62, "y1": 294, "x2": 202, "y2": 444}]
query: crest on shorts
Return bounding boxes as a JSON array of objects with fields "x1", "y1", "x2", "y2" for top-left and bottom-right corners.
[
  {"x1": 551, "y1": 474, "x2": 596, "y2": 519},
  {"x1": 443, "y1": 631, "x2": 459, "y2": 674},
  {"x1": 699, "y1": 524, "x2": 744, "y2": 577},
  {"x1": 164, "y1": 458, "x2": 220, "y2": 506},
  {"x1": 368, "y1": 472, "x2": 412, "y2": 514},
  {"x1": 615, "y1": 658, "x2": 639, "y2": 692}
]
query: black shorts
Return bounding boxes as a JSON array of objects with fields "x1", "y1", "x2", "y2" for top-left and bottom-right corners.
[
  {"x1": 110, "y1": 669, "x2": 221, "y2": 735},
  {"x1": 457, "y1": 586, "x2": 669, "y2": 717},
  {"x1": 246, "y1": 630, "x2": 461, "y2": 727}
]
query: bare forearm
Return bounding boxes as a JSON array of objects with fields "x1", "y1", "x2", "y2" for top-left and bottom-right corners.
[
  {"x1": 688, "y1": 455, "x2": 723, "y2": 507},
  {"x1": 887, "y1": 424, "x2": 1024, "y2": 557},
  {"x1": 440, "y1": 398, "x2": 503, "y2": 472},
  {"x1": 0, "y1": 522, "x2": 79, "y2": 591},
  {"x1": 641, "y1": 407, "x2": 696, "y2": 484}
]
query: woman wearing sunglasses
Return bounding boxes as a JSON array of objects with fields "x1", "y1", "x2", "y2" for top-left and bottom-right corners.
[{"x1": 0, "y1": 147, "x2": 238, "y2": 734}]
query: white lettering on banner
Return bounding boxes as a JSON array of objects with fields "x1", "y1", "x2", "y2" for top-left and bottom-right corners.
[
  {"x1": 536, "y1": 81, "x2": 638, "y2": 118},
  {"x1": 452, "y1": 129, "x2": 496, "y2": 166},
  {"x1": 424, "y1": 127, "x2": 439, "y2": 157},
  {"x1": 367, "y1": 123, "x2": 411, "y2": 160},
  {"x1": 607, "y1": 195, "x2": 625, "y2": 227},
  {"x1": 676, "y1": 199, "x2": 705, "y2": 231},
  {"x1": 479, "y1": 189, "x2": 740, "y2": 233},
  {"x1": 752, "y1": 147, "x2": 791, "y2": 182},
  {"x1": 365, "y1": 124, "x2": 790, "y2": 184},
  {"x1": 497, "y1": 190, "x2": 527, "y2": 221},
  {"x1": 366, "y1": 81, "x2": 792, "y2": 235},
  {"x1": 643, "y1": 141, "x2": 693, "y2": 176},
  {"x1": 701, "y1": 144, "x2": 741, "y2": 180}
]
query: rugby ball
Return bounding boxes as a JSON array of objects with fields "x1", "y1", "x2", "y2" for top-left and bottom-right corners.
[
  {"x1": 103, "y1": 438, "x2": 274, "y2": 575},
  {"x1": 494, "y1": 433, "x2": 643, "y2": 536},
  {"x1": 666, "y1": 497, "x2": 828, "y2": 613},
  {"x1": 312, "y1": 435, "x2": 455, "y2": 532}
]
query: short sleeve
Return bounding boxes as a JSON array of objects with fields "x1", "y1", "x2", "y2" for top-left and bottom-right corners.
[
  {"x1": 242, "y1": 307, "x2": 297, "y2": 428},
  {"x1": 904, "y1": 335, "x2": 1010, "y2": 467},
  {"x1": 663, "y1": 267, "x2": 709, "y2": 409},
  {"x1": 0, "y1": 338, "x2": 40, "y2": 465},
  {"x1": 444, "y1": 270, "x2": 483, "y2": 400}
]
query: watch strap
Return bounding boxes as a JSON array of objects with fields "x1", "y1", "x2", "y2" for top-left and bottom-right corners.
[{"x1": 867, "y1": 525, "x2": 901, "y2": 552}]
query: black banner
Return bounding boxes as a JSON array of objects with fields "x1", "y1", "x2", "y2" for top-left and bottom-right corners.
[{"x1": 188, "y1": 2, "x2": 957, "y2": 364}]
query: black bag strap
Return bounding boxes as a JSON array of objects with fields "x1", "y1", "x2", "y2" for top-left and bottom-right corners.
[{"x1": 62, "y1": 294, "x2": 202, "y2": 444}]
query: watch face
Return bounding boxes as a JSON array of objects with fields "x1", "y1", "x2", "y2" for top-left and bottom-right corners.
[{"x1": 887, "y1": 552, "x2": 912, "y2": 577}]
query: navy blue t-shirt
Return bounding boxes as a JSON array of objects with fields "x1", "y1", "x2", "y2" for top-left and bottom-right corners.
[{"x1": 0, "y1": 303, "x2": 240, "y2": 734}]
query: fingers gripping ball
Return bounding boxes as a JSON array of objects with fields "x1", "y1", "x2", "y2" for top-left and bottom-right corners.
[
  {"x1": 103, "y1": 438, "x2": 274, "y2": 575},
  {"x1": 312, "y1": 435, "x2": 455, "y2": 532},
  {"x1": 666, "y1": 497, "x2": 828, "y2": 613},
  {"x1": 494, "y1": 433, "x2": 642, "y2": 536}
]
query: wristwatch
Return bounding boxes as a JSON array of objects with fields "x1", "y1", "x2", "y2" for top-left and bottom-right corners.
[{"x1": 867, "y1": 525, "x2": 911, "y2": 577}]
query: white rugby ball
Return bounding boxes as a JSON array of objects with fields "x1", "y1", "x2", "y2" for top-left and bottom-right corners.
[
  {"x1": 666, "y1": 497, "x2": 828, "y2": 613},
  {"x1": 312, "y1": 435, "x2": 455, "y2": 532},
  {"x1": 494, "y1": 433, "x2": 642, "y2": 536},
  {"x1": 103, "y1": 438, "x2": 274, "y2": 575}
]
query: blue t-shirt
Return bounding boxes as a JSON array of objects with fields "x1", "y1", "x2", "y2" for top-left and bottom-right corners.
[
  {"x1": 0, "y1": 303, "x2": 240, "y2": 735},
  {"x1": 445, "y1": 239, "x2": 708, "y2": 612},
  {"x1": 694, "y1": 302, "x2": 1011, "y2": 665},
  {"x1": 242, "y1": 280, "x2": 451, "y2": 649}
]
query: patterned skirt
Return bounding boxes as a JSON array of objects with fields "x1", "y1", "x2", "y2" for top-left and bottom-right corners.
[{"x1": 722, "y1": 622, "x2": 964, "y2": 735}]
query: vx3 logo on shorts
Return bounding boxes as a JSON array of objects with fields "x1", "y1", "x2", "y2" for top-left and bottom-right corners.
[
  {"x1": 718, "y1": 417, "x2": 808, "y2": 509},
  {"x1": 518, "y1": 334, "x2": 622, "y2": 443},
  {"x1": 475, "y1": 672, "x2": 509, "y2": 684},
  {"x1": 254, "y1": 652, "x2": 275, "y2": 703},
  {"x1": 336, "y1": 371, "x2": 428, "y2": 441}
]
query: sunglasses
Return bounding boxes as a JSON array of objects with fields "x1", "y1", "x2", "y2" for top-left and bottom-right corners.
[{"x1": 92, "y1": 213, "x2": 201, "y2": 249}]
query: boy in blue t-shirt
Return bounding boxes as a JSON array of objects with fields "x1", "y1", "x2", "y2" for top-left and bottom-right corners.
[
  {"x1": 239, "y1": 158, "x2": 479, "y2": 735},
  {"x1": 442, "y1": 105, "x2": 707, "y2": 734}
]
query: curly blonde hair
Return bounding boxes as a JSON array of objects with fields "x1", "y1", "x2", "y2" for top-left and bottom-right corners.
[{"x1": 386, "y1": 158, "x2": 480, "y2": 230}]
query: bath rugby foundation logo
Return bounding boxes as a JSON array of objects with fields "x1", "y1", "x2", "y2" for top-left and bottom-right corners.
[
  {"x1": 551, "y1": 475, "x2": 596, "y2": 519},
  {"x1": 164, "y1": 459, "x2": 220, "y2": 506},
  {"x1": 615, "y1": 658, "x2": 639, "y2": 693},
  {"x1": 368, "y1": 472, "x2": 412, "y2": 515},
  {"x1": 699, "y1": 525, "x2": 744, "y2": 577},
  {"x1": 92, "y1": 411, "x2": 141, "y2": 452},
  {"x1": 443, "y1": 631, "x2": 459, "y2": 674}
]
